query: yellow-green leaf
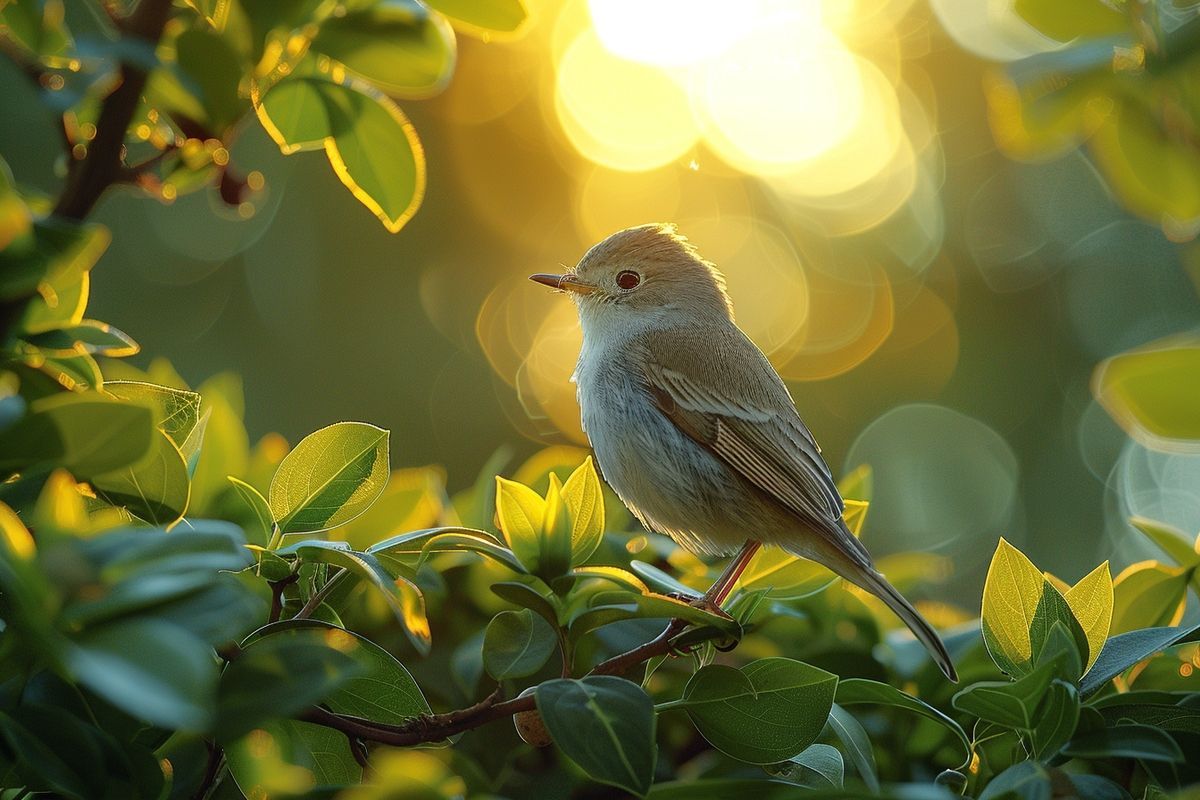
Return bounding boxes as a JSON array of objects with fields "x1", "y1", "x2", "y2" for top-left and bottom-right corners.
[
  {"x1": 981, "y1": 538, "x2": 1046, "y2": 676},
  {"x1": 1129, "y1": 516, "x2": 1199, "y2": 568},
  {"x1": 1063, "y1": 562, "x2": 1112, "y2": 672},
  {"x1": 424, "y1": 0, "x2": 528, "y2": 37},
  {"x1": 1110, "y1": 561, "x2": 1191, "y2": 635},
  {"x1": 495, "y1": 476, "x2": 545, "y2": 573},
  {"x1": 561, "y1": 456, "x2": 604, "y2": 565},
  {"x1": 268, "y1": 422, "x2": 390, "y2": 534},
  {"x1": 1093, "y1": 335, "x2": 1200, "y2": 449}
]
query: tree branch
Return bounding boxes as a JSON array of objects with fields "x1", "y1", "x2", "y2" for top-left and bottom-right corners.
[
  {"x1": 53, "y1": 0, "x2": 173, "y2": 220},
  {"x1": 299, "y1": 618, "x2": 694, "y2": 748}
]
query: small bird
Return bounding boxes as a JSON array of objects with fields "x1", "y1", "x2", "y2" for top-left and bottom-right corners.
[{"x1": 530, "y1": 223, "x2": 957, "y2": 681}]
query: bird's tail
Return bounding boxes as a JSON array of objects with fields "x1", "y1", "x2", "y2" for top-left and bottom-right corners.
[{"x1": 853, "y1": 566, "x2": 958, "y2": 682}]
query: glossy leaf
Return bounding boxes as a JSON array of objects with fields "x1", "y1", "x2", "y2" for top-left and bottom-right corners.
[
  {"x1": 835, "y1": 678, "x2": 971, "y2": 759},
  {"x1": 494, "y1": 476, "x2": 546, "y2": 573},
  {"x1": 1063, "y1": 723, "x2": 1185, "y2": 762},
  {"x1": 268, "y1": 422, "x2": 389, "y2": 534},
  {"x1": 1031, "y1": 680, "x2": 1080, "y2": 759},
  {"x1": 482, "y1": 608, "x2": 557, "y2": 680},
  {"x1": 826, "y1": 704, "x2": 879, "y2": 792},
  {"x1": 952, "y1": 658, "x2": 1059, "y2": 729},
  {"x1": 535, "y1": 676, "x2": 656, "y2": 797},
  {"x1": 681, "y1": 658, "x2": 837, "y2": 764},
  {"x1": 226, "y1": 719, "x2": 361, "y2": 796},
  {"x1": 778, "y1": 743, "x2": 843, "y2": 788},
  {"x1": 23, "y1": 320, "x2": 138, "y2": 357},
  {"x1": 309, "y1": 1, "x2": 456, "y2": 97},
  {"x1": 1081, "y1": 623, "x2": 1200, "y2": 697},
  {"x1": 256, "y1": 77, "x2": 425, "y2": 233},
  {"x1": 978, "y1": 761, "x2": 1051, "y2": 800},
  {"x1": 228, "y1": 477, "x2": 274, "y2": 548}
]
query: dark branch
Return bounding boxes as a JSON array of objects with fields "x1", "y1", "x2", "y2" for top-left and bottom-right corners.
[
  {"x1": 53, "y1": 0, "x2": 173, "y2": 220},
  {"x1": 300, "y1": 618, "x2": 693, "y2": 747}
]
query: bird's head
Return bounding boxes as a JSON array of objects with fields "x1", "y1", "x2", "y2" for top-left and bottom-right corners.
[{"x1": 530, "y1": 224, "x2": 734, "y2": 328}]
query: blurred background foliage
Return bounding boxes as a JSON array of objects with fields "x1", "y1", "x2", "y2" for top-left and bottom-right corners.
[{"x1": 3, "y1": 0, "x2": 1200, "y2": 608}]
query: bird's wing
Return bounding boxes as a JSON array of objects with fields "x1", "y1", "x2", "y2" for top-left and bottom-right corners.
[{"x1": 640, "y1": 325, "x2": 872, "y2": 567}]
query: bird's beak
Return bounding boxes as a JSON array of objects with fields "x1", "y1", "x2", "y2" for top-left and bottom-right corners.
[{"x1": 529, "y1": 272, "x2": 597, "y2": 296}]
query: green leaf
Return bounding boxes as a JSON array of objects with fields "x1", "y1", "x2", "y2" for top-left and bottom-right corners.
[
  {"x1": 424, "y1": 0, "x2": 527, "y2": 36},
  {"x1": 0, "y1": 392, "x2": 154, "y2": 476},
  {"x1": 0, "y1": 705, "x2": 107, "y2": 800},
  {"x1": 979, "y1": 760, "x2": 1051, "y2": 800},
  {"x1": 776, "y1": 743, "x2": 843, "y2": 788},
  {"x1": 826, "y1": 704, "x2": 879, "y2": 792},
  {"x1": 256, "y1": 76, "x2": 425, "y2": 233},
  {"x1": 982, "y1": 538, "x2": 1056, "y2": 677},
  {"x1": 268, "y1": 422, "x2": 389, "y2": 534},
  {"x1": 1063, "y1": 723, "x2": 1186, "y2": 762},
  {"x1": 368, "y1": 526, "x2": 525, "y2": 573},
  {"x1": 228, "y1": 477, "x2": 273, "y2": 548},
  {"x1": 92, "y1": 429, "x2": 191, "y2": 525},
  {"x1": 952, "y1": 658, "x2": 1059, "y2": 729},
  {"x1": 1094, "y1": 335, "x2": 1200, "y2": 444},
  {"x1": 1097, "y1": 702, "x2": 1200, "y2": 734},
  {"x1": 174, "y1": 27, "x2": 245, "y2": 131},
  {"x1": 572, "y1": 590, "x2": 740, "y2": 642},
  {"x1": 571, "y1": 566, "x2": 650, "y2": 593},
  {"x1": 273, "y1": 620, "x2": 431, "y2": 724},
  {"x1": 1080, "y1": 623, "x2": 1200, "y2": 697},
  {"x1": 104, "y1": 380, "x2": 202, "y2": 450},
  {"x1": 1013, "y1": 0, "x2": 1128, "y2": 41},
  {"x1": 280, "y1": 540, "x2": 431, "y2": 654},
  {"x1": 310, "y1": 0, "x2": 455, "y2": 97},
  {"x1": 1031, "y1": 680, "x2": 1080, "y2": 759},
  {"x1": 189, "y1": 372, "x2": 250, "y2": 513},
  {"x1": 217, "y1": 626, "x2": 365, "y2": 741},
  {"x1": 483, "y1": 608, "x2": 558, "y2": 680},
  {"x1": 535, "y1": 676, "x2": 656, "y2": 797},
  {"x1": 835, "y1": 678, "x2": 972, "y2": 760},
  {"x1": 1029, "y1": 584, "x2": 1089, "y2": 681},
  {"x1": 680, "y1": 658, "x2": 837, "y2": 765},
  {"x1": 10, "y1": 219, "x2": 107, "y2": 332},
  {"x1": 490, "y1": 579, "x2": 562, "y2": 630},
  {"x1": 561, "y1": 456, "x2": 605, "y2": 565},
  {"x1": 1110, "y1": 561, "x2": 1190, "y2": 634},
  {"x1": 1062, "y1": 561, "x2": 1113, "y2": 672},
  {"x1": 64, "y1": 618, "x2": 217, "y2": 731},
  {"x1": 225, "y1": 719, "x2": 361, "y2": 796},
  {"x1": 23, "y1": 320, "x2": 139, "y2": 357},
  {"x1": 1129, "y1": 516, "x2": 1200, "y2": 567}
]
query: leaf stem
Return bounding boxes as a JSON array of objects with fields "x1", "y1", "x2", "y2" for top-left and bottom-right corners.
[{"x1": 294, "y1": 568, "x2": 348, "y2": 620}]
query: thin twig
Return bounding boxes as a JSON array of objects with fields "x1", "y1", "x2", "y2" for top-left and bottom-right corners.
[
  {"x1": 267, "y1": 572, "x2": 300, "y2": 624},
  {"x1": 53, "y1": 0, "x2": 173, "y2": 219},
  {"x1": 299, "y1": 618, "x2": 694, "y2": 747}
]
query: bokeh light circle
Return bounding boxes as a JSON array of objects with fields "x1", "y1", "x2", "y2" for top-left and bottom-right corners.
[
  {"x1": 555, "y1": 30, "x2": 699, "y2": 172},
  {"x1": 845, "y1": 404, "x2": 1020, "y2": 568}
]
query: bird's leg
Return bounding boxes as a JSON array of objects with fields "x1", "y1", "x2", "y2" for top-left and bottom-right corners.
[{"x1": 696, "y1": 540, "x2": 762, "y2": 613}]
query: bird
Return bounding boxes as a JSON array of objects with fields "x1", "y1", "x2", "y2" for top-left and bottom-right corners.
[{"x1": 529, "y1": 223, "x2": 957, "y2": 681}]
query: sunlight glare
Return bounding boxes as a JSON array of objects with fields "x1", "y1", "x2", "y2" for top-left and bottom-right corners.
[{"x1": 691, "y1": 17, "x2": 865, "y2": 173}]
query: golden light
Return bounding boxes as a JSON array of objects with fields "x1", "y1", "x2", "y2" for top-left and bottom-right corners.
[
  {"x1": 587, "y1": 0, "x2": 756, "y2": 67},
  {"x1": 690, "y1": 17, "x2": 865, "y2": 173},
  {"x1": 555, "y1": 30, "x2": 699, "y2": 172}
]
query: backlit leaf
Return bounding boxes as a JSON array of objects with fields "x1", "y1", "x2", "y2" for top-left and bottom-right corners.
[
  {"x1": 268, "y1": 422, "x2": 389, "y2": 534},
  {"x1": 1093, "y1": 334, "x2": 1200, "y2": 448},
  {"x1": 1062, "y1": 561, "x2": 1112, "y2": 672},
  {"x1": 1110, "y1": 561, "x2": 1190, "y2": 634}
]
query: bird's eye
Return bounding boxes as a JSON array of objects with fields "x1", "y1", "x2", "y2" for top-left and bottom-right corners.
[{"x1": 616, "y1": 270, "x2": 641, "y2": 290}]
